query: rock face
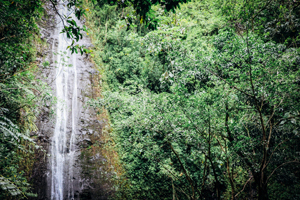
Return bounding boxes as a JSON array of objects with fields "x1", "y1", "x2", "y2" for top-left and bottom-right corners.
[{"x1": 29, "y1": 3, "x2": 113, "y2": 200}]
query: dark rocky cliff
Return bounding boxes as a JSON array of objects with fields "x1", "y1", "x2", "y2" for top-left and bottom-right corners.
[{"x1": 29, "y1": 2, "x2": 113, "y2": 199}]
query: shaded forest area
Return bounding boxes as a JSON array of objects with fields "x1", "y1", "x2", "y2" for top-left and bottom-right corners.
[{"x1": 1, "y1": 0, "x2": 300, "y2": 199}]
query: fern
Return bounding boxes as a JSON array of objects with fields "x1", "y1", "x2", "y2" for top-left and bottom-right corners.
[
  {"x1": 0, "y1": 107, "x2": 33, "y2": 145},
  {"x1": 0, "y1": 107, "x2": 41, "y2": 199},
  {"x1": 0, "y1": 176, "x2": 23, "y2": 197}
]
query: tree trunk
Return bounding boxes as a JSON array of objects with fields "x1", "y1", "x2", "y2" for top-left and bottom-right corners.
[
  {"x1": 258, "y1": 183, "x2": 268, "y2": 200},
  {"x1": 254, "y1": 173, "x2": 269, "y2": 200}
]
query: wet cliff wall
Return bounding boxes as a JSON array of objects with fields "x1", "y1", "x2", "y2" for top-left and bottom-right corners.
[{"x1": 29, "y1": 2, "x2": 113, "y2": 199}]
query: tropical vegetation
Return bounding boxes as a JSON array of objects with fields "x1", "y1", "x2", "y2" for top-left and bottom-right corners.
[
  {"x1": 86, "y1": 0, "x2": 300, "y2": 199},
  {"x1": 0, "y1": 0, "x2": 300, "y2": 199}
]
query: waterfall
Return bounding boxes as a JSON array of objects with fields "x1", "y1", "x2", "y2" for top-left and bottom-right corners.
[{"x1": 50, "y1": 3, "x2": 77, "y2": 199}]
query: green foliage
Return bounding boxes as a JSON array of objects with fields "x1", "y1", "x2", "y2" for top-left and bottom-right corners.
[
  {"x1": 0, "y1": 1, "x2": 53, "y2": 199},
  {"x1": 1, "y1": 0, "x2": 201, "y2": 199},
  {"x1": 87, "y1": 0, "x2": 300, "y2": 199},
  {"x1": 0, "y1": 0, "x2": 43, "y2": 81},
  {"x1": 91, "y1": 0, "x2": 191, "y2": 29},
  {"x1": 0, "y1": 176, "x2": 23, "y2": 197},
  {"x1": 218, "y1": 0, "x2": 300, "y2": 45}
]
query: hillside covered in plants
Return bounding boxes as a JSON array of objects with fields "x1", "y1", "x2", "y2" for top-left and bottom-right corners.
[
  {"x1": 0, "y1": 0, "x2": 300, "y2": 199},
  {"x1": 85, "y1": 0, "x2": 300, "y2": 199}
]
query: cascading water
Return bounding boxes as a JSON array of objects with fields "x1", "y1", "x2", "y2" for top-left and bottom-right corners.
[
  {"x1": 29, "y1": 1, "x2": 114, "y2": 199},
  {"x1": 50, "y1": 3, "x2": 77, "y2": 199}
]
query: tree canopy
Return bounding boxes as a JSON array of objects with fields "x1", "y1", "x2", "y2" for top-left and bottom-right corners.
[{"x1": 86, "y1": 0, "x2": 300, "y2": 199}]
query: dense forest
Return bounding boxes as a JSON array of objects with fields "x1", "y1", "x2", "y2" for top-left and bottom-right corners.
[{"x1": 1, "y1": 0, "x2": 300, "y2": 199}]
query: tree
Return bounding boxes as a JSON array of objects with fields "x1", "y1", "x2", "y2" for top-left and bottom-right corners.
[
  {"x1": 210, "y1": 29, "x2": 300, "y2": 199},
  {"x1": 88, "y1": 0, "x2": 300, "y2": 199}
]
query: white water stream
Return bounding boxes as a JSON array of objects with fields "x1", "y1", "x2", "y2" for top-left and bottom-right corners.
[{"x1": 50, "y1": 3, "x2": 77, "y2": 200}]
